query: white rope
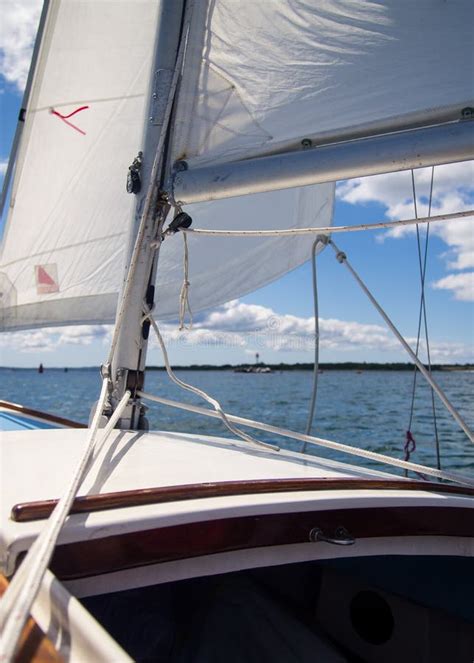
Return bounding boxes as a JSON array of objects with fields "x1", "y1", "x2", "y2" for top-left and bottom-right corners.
[
  {"x1": 138, "y1": 391, "x2": 474, "y2": 487},
  {"x1": 328, "y1": 239, "x2": 474, "y2": 446},
  {"x1": 178, "y1": 232, "x2": 193, "y2": 330},
  {"x1": 145, "y1": 309, "x2": 279, "y2": 451},
  {"x1": 181, "y1": 209, "x2": 472, "y2": 238},
  {"x1": 304, "y1": 236, "x2": 327, "y2": 440},
  {"x1": 0, "y1": 385, "x2": 131, "y2": 663}
]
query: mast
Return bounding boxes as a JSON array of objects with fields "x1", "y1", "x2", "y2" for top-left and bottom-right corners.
[{"x1": 108, "y1": 0, "x2": 186, "y2": 429}]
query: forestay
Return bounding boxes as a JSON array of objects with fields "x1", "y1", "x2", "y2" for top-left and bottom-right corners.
[
  {"x1": 170, "y1": 0, "x2": 473, "y2": 169},
  {"x1": 0, "y1": 1, "x2": 159, "y2": 331}
]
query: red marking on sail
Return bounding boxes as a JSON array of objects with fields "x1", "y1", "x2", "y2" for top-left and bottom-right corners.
[
  {"x1": 35, "y1": 264, "x2": 59, "y2": 294},
  {"x1": 51, "y1": 106, "x2": 89, "y2": 135},
  {"x1": 37, "y1": 266, "x2": 55, "y2": 286}
]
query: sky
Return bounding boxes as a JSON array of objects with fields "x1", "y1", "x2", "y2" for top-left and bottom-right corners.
[{"x1": 0, "y1": 0, "x2": 473, "y2": 368}]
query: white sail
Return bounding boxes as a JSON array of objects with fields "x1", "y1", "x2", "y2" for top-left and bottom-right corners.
[
  {"x1": 171, "y1": 0, "x2": 474, "y2": 169},
  {"x1": 0, "y1": 0, "x2": 336, "y2": 332},
  {"x1": 0, "y1": 0, "x2": 160, "y2": 331}
]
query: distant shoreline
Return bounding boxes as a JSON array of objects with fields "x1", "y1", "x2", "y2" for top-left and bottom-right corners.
[{"x1": 2, "y1": 362, "x2": 473, "y2": 372}]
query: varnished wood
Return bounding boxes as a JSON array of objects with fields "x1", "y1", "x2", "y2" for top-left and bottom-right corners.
[
  {"x1": 11, "y1": 477, "x2": 474, "y2": 522},
  {"x1": 0, "y1": 574, "x2": 63, "y2": 663},
  {"x1": 0, "y1": 399, "x2": 86, "y2": 429},
  {"x1": 50, "y1": 505, "x2": 474, "y2": 580}
]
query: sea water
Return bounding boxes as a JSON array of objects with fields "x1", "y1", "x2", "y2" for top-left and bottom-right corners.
[{"x1": 1, "y1": 367, "x2": 473, "y2": 477}]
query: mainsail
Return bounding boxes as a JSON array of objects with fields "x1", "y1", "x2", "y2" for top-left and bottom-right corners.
[
  {"x1": 171, "y1": 0, "x2": 474, "y2": 168},
  {"x1": 1, "y1": 0, "x2": 472, "y2": 331}
]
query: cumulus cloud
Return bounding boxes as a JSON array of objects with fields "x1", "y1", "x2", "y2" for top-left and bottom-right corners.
[
  {"x1": 154, "y1": 300, "x2": 471, "y2": 362},
  {"x1": 337, "y1": 161, "x2": 474, "y2": 300},
  {"x1": 1, "y1": 301, "x2": 471, "y2": 362},
  {"x1": 0, "y1": 0, "x2": 42, "y2": 92},
  {"x1": 0, "y1": 160, "x2": 7, "y2": 176},
  {"x1": 0, "y1": 324, "x2": 111, "y2": 354},
  {"x1": 432, "y1": 272, "x2": 474, "y2": 302}
]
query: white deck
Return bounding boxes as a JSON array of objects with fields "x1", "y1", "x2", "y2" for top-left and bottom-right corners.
[{"x1": 1, "y1": 428, "x2": 473, "y2": 578}]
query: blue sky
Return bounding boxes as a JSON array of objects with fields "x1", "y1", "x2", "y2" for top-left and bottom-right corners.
[{"x1": 0, "y1": 1, "x2": 473, "y2": 368}]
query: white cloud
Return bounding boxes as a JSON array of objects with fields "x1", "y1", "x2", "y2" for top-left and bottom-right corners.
[
  {"x1": 0, "y1": 160, "x2": 7, "y2": 176},
  {"x1": 0, "y1": 1, "x2": 42, "y2": 91},
  {"x1": 0, "y1": 324, "x2": 111, "y2": 354},
  {"x1": 432, "y1": 272, "x2": 474, "y2": 302},
  {"x1": 155, "y1": 300, "x2": 471, "y2": 362},
  {"x1": 337, "y1": 162, "x2": 474, "y2": 300},
  {"x1": 1, "y1": 301, "x2": 471, "y2": 362}
]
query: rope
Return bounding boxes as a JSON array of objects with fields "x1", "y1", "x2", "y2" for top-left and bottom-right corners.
[
  {"x1": 304, "y1": 236, "x2": 328, "y2": 439},
  {"x1": 0, "y1": 383, "x2": 131, "y2": 662},
  {"x1": 178, "y1": 232, "x2": 193, "y2": 330},
  {"x1": 144, "y1": 308, "x2": 279, "y2": 451},
  {"x1": 328, "y1": 239, "x2": 474, "y2": 446},
  {"x1": 137, "y1": 390, "x2": 474, "y2": 487},
  {"x1": 180, "y1": 209, "x2": 472, "y2": 237}
]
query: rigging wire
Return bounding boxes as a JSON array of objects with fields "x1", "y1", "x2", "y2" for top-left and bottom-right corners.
[
  {"x1": 405, "y1": 168, "x2": 441, "y2": 474},
  {"x1": 327, "y1": 238, "x2": 474, "y2": 446}
]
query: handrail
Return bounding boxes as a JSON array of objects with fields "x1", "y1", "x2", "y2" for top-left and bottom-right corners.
[{"x1": 11, "y1": 477, "x2": 474, "y2": 523}]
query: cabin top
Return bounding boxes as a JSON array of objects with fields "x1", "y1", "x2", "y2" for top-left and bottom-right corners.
[{"x1": 1, "y1": 428, "x2": 473, "y2": 577}]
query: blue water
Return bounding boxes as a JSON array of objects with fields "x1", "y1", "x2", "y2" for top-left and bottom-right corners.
[{"x1": 1, "y1": 368, "x2": 473, "y2": 476}]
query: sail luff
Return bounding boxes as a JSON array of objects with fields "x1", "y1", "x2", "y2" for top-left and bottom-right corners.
[{"x1": 0, "y1": 1, "x2": 51, "y2": 219}]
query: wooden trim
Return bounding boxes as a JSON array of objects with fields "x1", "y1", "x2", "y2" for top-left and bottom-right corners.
[
  {"x1": 11, "y1": 477, "x2": 474, "y2": 522},
  {"x1": 51, "y1": 506, "x2": 474, "y2": 580},
  {"x1": 0, "y1": 574, "x2": 63, "y2": 663},
  {"x1": 0, "y1": 399, "x2": 86, "y2": 429}
]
